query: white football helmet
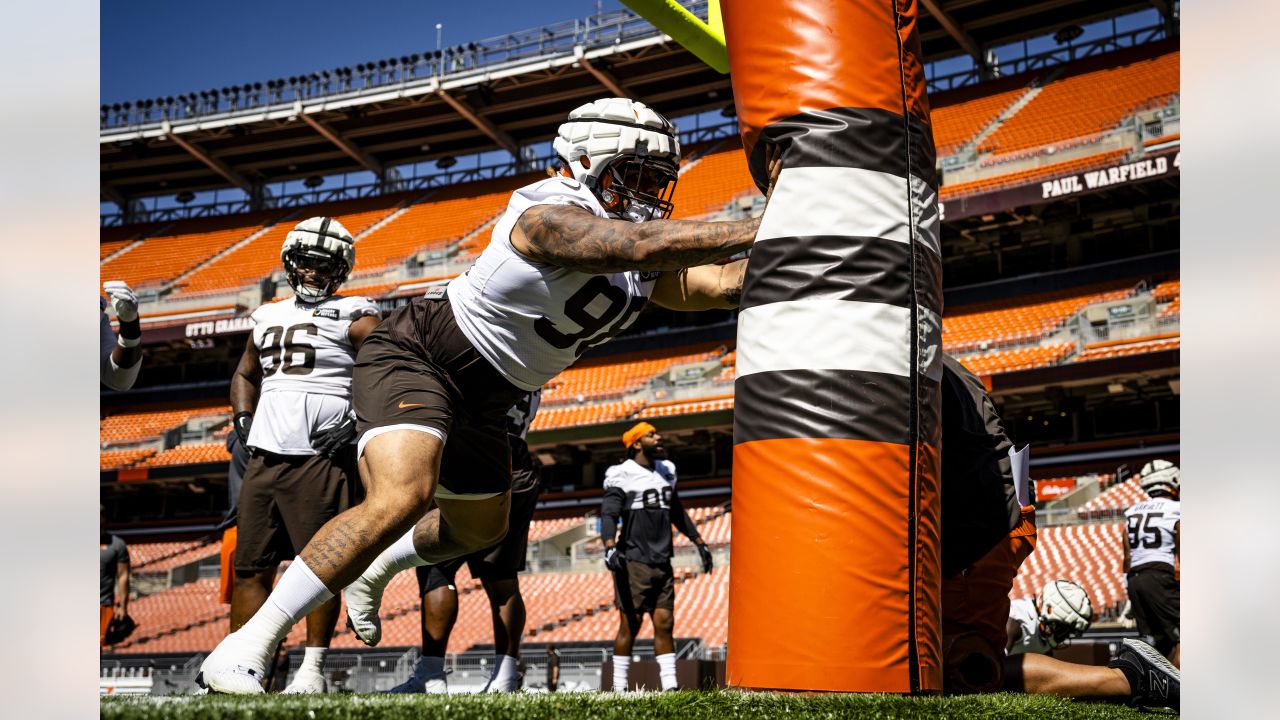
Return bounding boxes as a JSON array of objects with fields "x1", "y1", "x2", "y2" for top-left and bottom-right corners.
[
  {"x1": 1139, "y1": 459, "x2": 1180, "y2": 496},
  {"x1": 1038, "y1": 579, "x2": 1093, "y2": 648},
  {"x1": 553, "y1": 97, "x2": 680, "y2": 221},
  {"x1": 281, "y1": 216, "x2": 355, "y2": 303}
]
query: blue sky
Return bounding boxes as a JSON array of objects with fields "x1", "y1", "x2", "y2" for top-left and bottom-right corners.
[{"x1": 102, "y1": 1, "x2": 626, "y2": 104}]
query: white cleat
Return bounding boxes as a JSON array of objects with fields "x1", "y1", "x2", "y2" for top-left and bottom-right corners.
[
  {"x1": 281, "y1": 667, "x2": 327, "y2": 695},
  {"x1": 343, "y1": 571, "x2": 387, "y2": 647},
  {"x1": 195, "y1": 632, "x2": 271, "y2": 695}
]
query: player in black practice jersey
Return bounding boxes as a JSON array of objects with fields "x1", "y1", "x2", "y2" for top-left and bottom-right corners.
[{"x1": 600, "y1": 422, "x2": 713, "y2": 692}]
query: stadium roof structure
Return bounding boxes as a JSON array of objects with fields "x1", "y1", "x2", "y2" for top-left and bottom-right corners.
[{"x1": 100, "y1": 0, "x2": 1167, "y2": 208}]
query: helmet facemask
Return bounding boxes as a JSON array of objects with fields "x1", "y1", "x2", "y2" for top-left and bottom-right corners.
[
  {"x1": 285, "y1": 248, "x2": 347, "y2": 303},
  {"x1": 596, "y1": 154, "x2": 679, "y2": 222}
]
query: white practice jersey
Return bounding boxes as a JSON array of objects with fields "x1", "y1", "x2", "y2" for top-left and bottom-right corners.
[
  {"x1": 248, "y1": 294, "x2": 379, "y2": 455},
  {"x1": 604, "y1": 458, "x2": 679, "y2": 508},
  {"x1": 448, "y1": 177, "x2": 659, "y2": 391},
  {"x1": 1007, "y1": 598, "x2": 1051, "y2": 655},
  {"x1": 1124, "y1": 496, "x2": 1181, "y2": 570}
]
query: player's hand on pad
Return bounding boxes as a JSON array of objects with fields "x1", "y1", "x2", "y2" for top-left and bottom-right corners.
[
  {"x1": 233, "y1": 412, "x2": 253, "y2": 445},
  {"x1": 311, "y1": 417, "x2": 357, "y2": 457},
  {"x1": 697, "y1": 543, "x2": 714, "y2": 573},
  {"x1": 604, "y1": 547, "x2": 624, "y2": 572},
  {"x1": 103, "y1": 280, "x2": 139, "y2": 322}
]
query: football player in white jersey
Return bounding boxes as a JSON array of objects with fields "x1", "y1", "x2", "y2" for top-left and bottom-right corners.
[
  {"x1": 199, "y1": 97, "x2": 770, "y2": 694},
  {"x1": 215, "y1": 217, "x2": 381, "y2": 694},
  {"x1": 600, "y1": 422, "x2": 712, "y2": 692},
  {"x1": 1123, "y1": 460, "x2": 1181, "y2": 665},
  {"x1": 100, "y1": 280, "x2": 142, "y2": 390}
]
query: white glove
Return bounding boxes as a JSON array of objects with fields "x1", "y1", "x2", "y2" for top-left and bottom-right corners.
[{"x1": 103, "y1": 281, "x2": 139, "y2": 322}]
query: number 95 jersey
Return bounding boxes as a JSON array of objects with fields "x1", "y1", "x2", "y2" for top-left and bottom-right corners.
[
  {"x1": 1124, "y1": 496, "x2": 1180, "y2": 571},
  {"x1": 249, "y1": 295, "x2": 380, "y2": 454},
  {"x1": 448, "y1": 177, "x2": 658, "y2": 391}
]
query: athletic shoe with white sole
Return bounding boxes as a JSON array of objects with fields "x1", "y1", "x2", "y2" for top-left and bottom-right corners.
[
  {"x1": 194, "y1": 631, "x2": 273, "y2": 695},
  {"x1": 1109, "y1": 638, "x2": 1180, "y2": 711},
  {"x1": 386, "y1": 662, "x2": 449, "y2": 694},
  {"x1": 282, "y1": 667, "x2": 327, "y2": 695}
]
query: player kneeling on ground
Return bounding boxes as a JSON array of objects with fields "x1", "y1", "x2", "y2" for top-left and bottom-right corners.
[
  {"x1": 1123, "y1": 459, "x2": 1181, "y2": 667},
  {"x1": 601, "y1": 422, "x2": 713, "y2": 692},
  {"x1": 215, "y1": 217, "x2": 380, "y2": 694},
  {"x1": 198, "y1": 97, "x2": 767, "y2": 694},
  {"x1": 936, "y1": 354, "x2": 1179, "y2": 711}
]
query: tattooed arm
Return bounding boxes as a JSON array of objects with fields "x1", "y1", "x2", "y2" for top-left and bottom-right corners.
[
  {"x1": 652, "y1": 258, "x2": 748, "y2": 310},
  {"x1": 511, "y1": 204, "x2": 759, "y2": 273}
]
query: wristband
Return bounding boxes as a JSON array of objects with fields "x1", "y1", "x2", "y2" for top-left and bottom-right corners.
[{"x1": 117, "y1": 335, "x2": 140, "y2": 348}]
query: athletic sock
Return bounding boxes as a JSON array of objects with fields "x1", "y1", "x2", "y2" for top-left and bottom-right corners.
[
  {"x1": 656, "y1": 653, "x2": 677, "y2": 691},
  {"x1": 490, "y1": 654, "x2": 519, "y2": 692},
  {"x1": 269, "y1": 558, "x2": 334, "y2": 622},
  {"x1": 361, "y1": 529, "x2": 430, "y2": 587},
  {"x1": 612, "y1": 655, "x2": 630, "y2": 692},
  {"x1": 299, "y1": 646, "x2": 328, "y2": 675},
  {"x1": 232, "y1": 559, "x2": 332, "y2": 670}
]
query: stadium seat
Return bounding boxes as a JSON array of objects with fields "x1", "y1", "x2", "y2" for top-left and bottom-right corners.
[
  {"x1": 1078, "y1": 479, "x2": 1149, "y2": 520},
  {"x1": 930, "y1": 87, "x2": 1028, "y2": 156},
  {"x1": 978, "y1": 51, "x2": 1179, "y2": 157},
  {"x1": 669, "y1": 145, "x2": 760, "y2": 219},
  {"x1": 174, "y1": 196, "x2": 411, "y2": 296},
  {"x1": 141, "y1": 443, "x2": 231, "y2": 467},
  {"x1": 101, "y1": 405, "x2": 231, "y2": 446},
  {"x1": 99, "y1": 211, "x2": 283, "y2": 290}
]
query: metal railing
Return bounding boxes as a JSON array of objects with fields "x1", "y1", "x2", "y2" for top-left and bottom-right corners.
[
  {"x1": 101, "y1": 3, "x2": 712, "y2": 130},
  {"x1": 100, "y1": 119, "x2": 740, "y2": 227},
  {"x1": 927, "y1": 23, "x2": 1171, "y2": 94}
]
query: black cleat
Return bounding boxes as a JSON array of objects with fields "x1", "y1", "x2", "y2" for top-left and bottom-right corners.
[{"x1": 1109, "y1": 638, "x2": 1179, "y2": 711}]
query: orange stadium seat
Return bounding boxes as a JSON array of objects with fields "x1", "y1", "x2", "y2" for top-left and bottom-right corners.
[
  {"x1": 142, "y1": 443, "x2": 231, "y2": 467},
  {"x1": 530, "y1": 400, "x2": 646, "y2": 431},
  {"x1": 978, "y1": 51, "x2": 1179, "y2": 157},
  {"x1": 930, "y1": 87, "x2": 1027, "y2": 156},
  {"x1": 100, "y1": 448, "x2": 157, "y2": 471},
  {"x1": 1074, "y1": 334, "x2": 1180, "y2": 363},
  {"x1": 636, "y1": 395, "x2": 734, "y2": 419},
  {"x1": 350, "y1": 175, "x2": 537, "y2": 276},
  {"x1": 100, "y1": 239, "x2": 134, "y2": 261},
  {"x1": 99, "y1": 211, "x2": 283, "y2": 290},
  {"x1": 100, "y1": 405, "x2": 231, "y2": 446},
  {"x1": 942, "y1": 282, "x2": 1136, "y2": 354},
  {"x1": 940, "y1": 149, "x2": 1129, "y2": 201},
  {"x1": 541, "y1": 346, "x2": 724, "y2": 405},
  {"x1": 952, "y1": 344, "x2": 1074, "y2": 376},
  {"x1": 1078, "y1": 478, "x2": 1150, "y2": 520},
  {"x1": 670, "y1": 145, "x2": 760, "y2": 219},
  {"x1": 175, "y1": 195, "x2": 410, "y2": 296},
  {"x1": 129, "y1": 539, "x2": 219, "y2": 573}
]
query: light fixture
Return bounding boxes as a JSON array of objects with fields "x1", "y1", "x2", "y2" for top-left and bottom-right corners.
[{"x1": 1107, "y1": 382, "x2": 1126, "y2": 394}]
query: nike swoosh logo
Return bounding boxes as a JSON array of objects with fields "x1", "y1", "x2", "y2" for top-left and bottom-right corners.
[{"x1": 398, "y1": 401, "x2": 425, "y2": 408}]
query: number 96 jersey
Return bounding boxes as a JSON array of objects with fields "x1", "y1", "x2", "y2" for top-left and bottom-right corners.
[
  {"x1": 448, "y1": 177, "x2": 658, "y2": 391},
  {"x1": 249, "y1": 295, "x2": 380, "y2": 454}
]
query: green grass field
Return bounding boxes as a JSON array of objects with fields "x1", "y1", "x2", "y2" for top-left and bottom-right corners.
[{"x1": 101, "y1": 691, "x2": 1173, "y2": 719}]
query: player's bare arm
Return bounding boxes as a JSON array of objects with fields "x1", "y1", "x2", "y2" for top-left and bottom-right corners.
[
  {"x1": 512, "y1": 204, "x2": 759, "y2": 274},
  {"x1": 230, "y1": 334, "x2": 263, "y2": 415},
  {"x1": 652, "y1": 259, "x2": 748, "y2": 310},
  {"x1": 347, "y1": 314, "x2": 380, "y2": 349}
]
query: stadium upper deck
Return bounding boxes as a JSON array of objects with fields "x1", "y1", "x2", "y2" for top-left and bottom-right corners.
[{"x1": 100, "y1": 1, "x2": 1170, "y2": 210}]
